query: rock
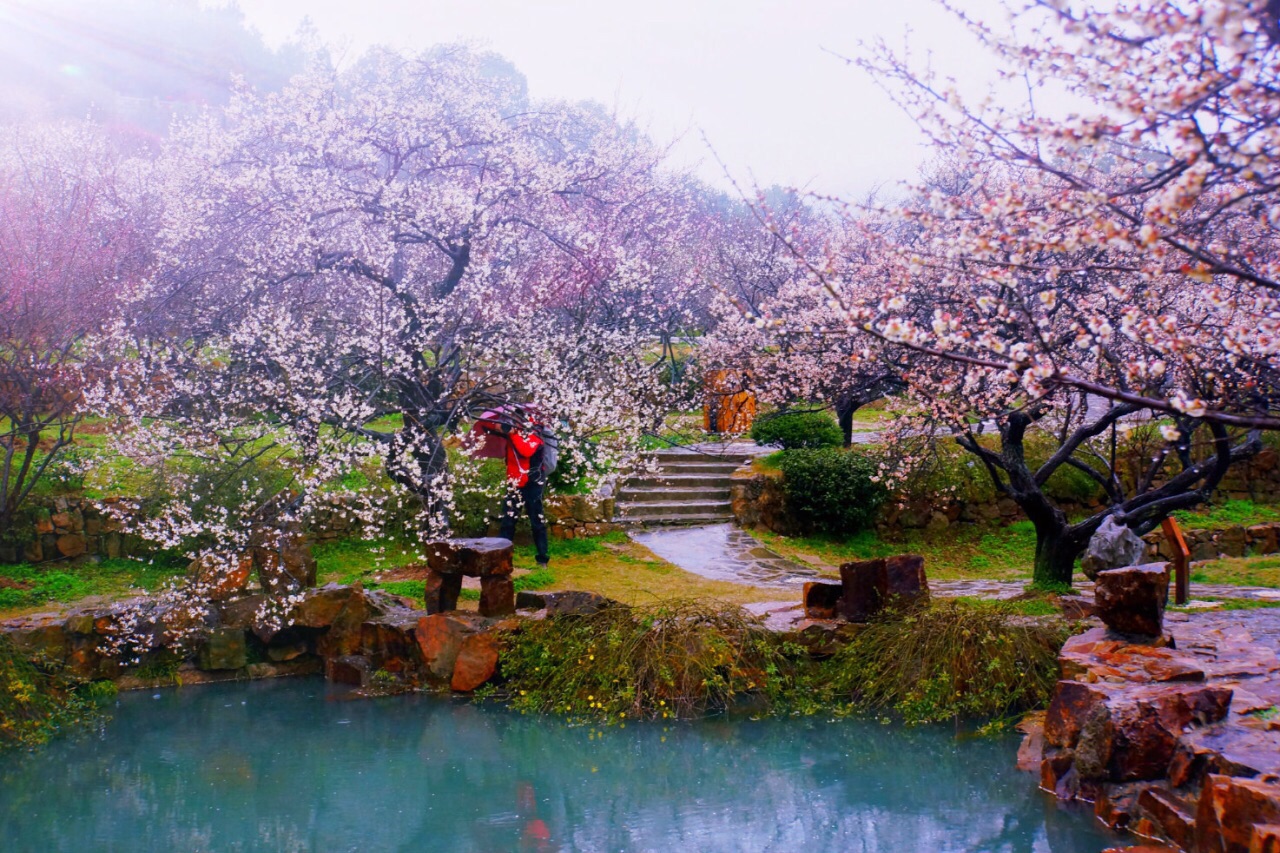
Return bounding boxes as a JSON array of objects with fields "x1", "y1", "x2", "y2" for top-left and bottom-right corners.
[
  {"x1": 294, "y1": 584, "x2": 357, "y2": 626},
  {"x1": 478, "y1": 575, "x2": 515, "y2": 618},
  {"x1": 266, "y1": 641, "x2": 309, "y2": 662},
  {"x1": 424, "y1": 571, "x2": 463, "y2": 614},
  {"x1": 802, "y1": 581, "x2": 843, "y2": 620},
  {"x1": 1137, "y1": 787, "x2": 1196, "y2": 851},
  {"x1": 326, "y1": 654, "x2": 372, "y2": 687},
  {"x1": 425, "y1": 538, "x2": 513, "y2": 577},
  {"x1": 451, "y1": 633, "x2": 501, "y2": 692},
  {"x1": 198, "y1": 627, "x2": 247, "y2": 671},
  {"x1": 1016, "y1": 714, "x2": 1045, "y2": 772},
  {"x1": 1195, "y1": 775, "x2": 1280, "y2": 853},
  {"x1": 1060, "y1": 627, "x2": 1204, "y2": 684},
  {"x1": 1250, "y1": 524, "x2": 1280, "y2": 555},
  {"x1": 415, "y1": 613, "x2": 475, "y2": 680},
  {"x1": 1095, "y1": 563, "x2": 1170, "y2": 638},
  {"x1": 189, "y1": 555, "x2": 252, "y2": 601},
  {"x1": 1058, "y1": 595, "x2": 1096, "y2": 620},
  {"x1": 1254, "y1": 825, "x2": 1280, "y2": 853},
  {"x1": 515, "y1": 590, "x2": 614, "y2": 617},
  {"x1": 55, "y1": 533, "x2": 87, "y2": 558},
  {"x1": 839, "y1": 558, "x2": 886, "y2": 622},
  {"x1": 838, "y1": 554, "x2": 928, "y2": 622},
  {"x1": 1082, "y1": 516, "x2": 1149, "y2": 580},
  {"x1": 1078, "y1": 683, "x2": 1233, "y2": 782},
  {"x1": 316, "y1": 588, "x2": 390, "y2": 658},
  {"x1": 359, "y1": 614, "x2": 421, "y2": 674}
]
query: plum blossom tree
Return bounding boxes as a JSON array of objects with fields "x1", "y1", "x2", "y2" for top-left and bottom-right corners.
[
  {"x1": 791, "y1": 0, "x2": 1280, "y2": 585},
  {"x1": 92, "y1": 48, "x2": 697, "y2": 606},
  {"x1": 0, "y1": 122, "x2": 151, "y2": 539}
]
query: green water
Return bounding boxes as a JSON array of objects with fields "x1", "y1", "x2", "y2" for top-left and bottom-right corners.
[{"x1": 0, "y1": 679, "x2": 1120, "y2": 852}]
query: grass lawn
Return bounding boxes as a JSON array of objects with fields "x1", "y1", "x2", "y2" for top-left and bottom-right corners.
[
  {"x1": 1191, "y1": 554, "x2": 1280, "y2": 588},
  {"x1": 753, "y1": 521, "x2": 1039, "y2": 582},
  {"x1": 0, "y1": 557, "x2": 184, "y2": 619},
  {"x1": 320, "y1": 529, "x2": 780, "y2": 607}
]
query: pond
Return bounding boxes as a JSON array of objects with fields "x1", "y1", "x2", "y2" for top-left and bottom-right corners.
[{"x1": 0, "y1": 679, "x2": 1121, "y2": 852}]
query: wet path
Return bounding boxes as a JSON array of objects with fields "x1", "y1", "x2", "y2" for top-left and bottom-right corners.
[
  {"x1": 629, "y1": 524, "x2": 1280, "y2": 604},
  {"x1": 628, "y1": 523, "x2": 823, "y2": 588}
]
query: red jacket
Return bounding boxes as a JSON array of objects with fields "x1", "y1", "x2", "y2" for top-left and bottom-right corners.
[{"x1": 478, "y1": 418, "x2": 544, "y2": 487}]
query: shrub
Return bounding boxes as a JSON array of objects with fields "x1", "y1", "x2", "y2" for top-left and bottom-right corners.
[
  {"x1": 0, "y1": 635, "x2": 107, "y2": 749},
  {"x1": 812, "y1": 599, "x2": 1071, "y2": 725},
  {"x1": 750, "y1": 411, "x2": 843, "y2": 449},
  {"x1": 777, "y1": 448, "x2": 886, "y2": 535},
  {"x1": 497, "y1": 600, "x2": 789, "y2": 720}
]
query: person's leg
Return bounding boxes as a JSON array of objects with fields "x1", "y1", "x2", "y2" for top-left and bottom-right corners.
[
  {"x1": 522, "y1": 481, "x2": 550, "y2": 567},
  {"x1": 497, "y1": 486, "x2": 521, "y2": 542}
]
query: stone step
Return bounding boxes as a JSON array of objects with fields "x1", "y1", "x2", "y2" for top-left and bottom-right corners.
[
  {"x1": 624, "y1": 474, "x2": 732, "y2": 489},
  {"x1": 617, "y1": 487, "x2": 732, "y2": 503},
  {"x1": 618, "y1": 500, "x2": 733, "y2": 518},
  {"x1": 622, "y1": 511, "x2": 736, "y2": 526},
  {"x1": 652, "y1": 461, "x2": 743, "y2": 475},
  {"x1": 648, "y1": 449, "x2": 750, "y2": 465}
]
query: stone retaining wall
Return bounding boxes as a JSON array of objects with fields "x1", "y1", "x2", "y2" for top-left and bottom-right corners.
[
  {"x1": 0, "y1": 497, "x2": 144, "y2": 565},
  {"x1": 731, "y1": 468, "x2": 1280, "y2": 563},
  {"x1": 2, "y1": 492, "x2": 619, "y2": 566}
]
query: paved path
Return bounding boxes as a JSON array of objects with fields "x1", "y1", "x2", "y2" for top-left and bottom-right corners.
[
  {"x1": 629, "y1": 523, "x2": 824, "y2": 589},
  {"x1": 631, "y1": 523, "x2": 1280, "y2": 604}
]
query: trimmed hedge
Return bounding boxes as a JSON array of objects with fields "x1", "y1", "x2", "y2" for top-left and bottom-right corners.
[
  {"x1": 750, "y1": 411, "x2": 843, "y2": 449},
  {"x1": 777, "y1": 448, "x2": 886, "y2": 534}
]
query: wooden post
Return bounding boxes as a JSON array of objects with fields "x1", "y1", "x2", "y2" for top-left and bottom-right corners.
[{"x1": 1161, "y1": 516, "x2": 1190, "y2": 605}]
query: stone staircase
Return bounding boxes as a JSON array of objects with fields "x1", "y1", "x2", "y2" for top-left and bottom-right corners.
[{"x1": 617, "y1": 448, "x2": 750, "y2": 526}]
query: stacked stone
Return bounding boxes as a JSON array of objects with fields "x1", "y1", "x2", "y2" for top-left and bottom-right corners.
[
  {"x1": 1030, "y1": 562, "x2": 1280, "y2": 851},
  {"x1": 423, "y1": 538, "x2": 515, "y2": 618}
]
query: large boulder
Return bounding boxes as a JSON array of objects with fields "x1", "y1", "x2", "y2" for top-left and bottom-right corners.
[
  {"x1": 1045, "y1": 679, "x2": 1233, "y2": 783},
  {"x1": 450, "y1": 633, "x2": 501, "y2": 692},
  {"x1": 1095, "y1": 563, "x2": 1170, "y2": 638},
  {"x1": 1195, "y1": 775, "x2": 1280, "y2": 853},
  {"x1": 1081, "y1": 516, "x2": 1148, "y2": 580}
]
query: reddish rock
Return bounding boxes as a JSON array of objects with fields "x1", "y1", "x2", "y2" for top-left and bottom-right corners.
[
  {"x1": 885, "y1": 554, "x2": 929, "y2": 602},
  {"x1": 1196, "y1": 775, "x2": 1280, "y2": 853},
  {"x1": 1253, "y1": 825, "x2": 1280, "y2": 853},
  {"x1": 1061, "y1": 627, "x2": 1204, "y2": 684},
  {"x1": 1081, "y1": 684, "x2": 1233, "y2": 782},
  {"x1": 415, "y1": 613, "x2": 472, "y2": 680},
  {"x1": 360, "y1": 615, "x2": 420, "y2": 673},
  {"x1": 291, "y1": 584, "x2": 355, "y2": 629},
  {"x1": 424, "y1": 571, "x2": 463, "y2": 614},
  {"x1": 55, "y1": 533, "x2": 87, "y2": 558},
  {"x1": 478, "y1": 575, "x2": 515, "y2": 618},
  {"x1": 838, "y1": 554, "x2": 928, "y2": 622},
  {"x1": 1249, "y1": 525, "x2": 1279, "y2": 555},
  {"x1": 1138, "y1": 787, "x2": 1197, "y2": 851},
  {"x1": 1040, "y1": 750, "x2": 1078, "y2": 799},
  {"x1": 839, "y1": 558, "x2": 885, "y2": 622},
  {"x1": 1095, "y1": 563, "x2": 1170, "y2": 638},
  {"x1": 326, "y1": 654, "x2": 372, "y2": 687},
  {"x1": 451, "y1": 633, "x2": 501, "y2": 692},
  {"x1": 1045, "y1": 680, "x2": 1110, "y2": 748},
  {"x1": 426, "y1": 538, "x2": 513, "y2": 577},
  {"x1": 316, "y1": 588, "x2": 389, "y2": 658},
  {"x1": 1016, "y1": 715, "x2": 1046, "y2": 772},
  {"x1": 802, "y1": 581, "x2": 843, "y2": 619}
]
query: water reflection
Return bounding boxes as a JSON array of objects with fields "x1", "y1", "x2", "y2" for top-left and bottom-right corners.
[{"x1": 0, "y1": 679, "x2": 1119, "y2": 852}]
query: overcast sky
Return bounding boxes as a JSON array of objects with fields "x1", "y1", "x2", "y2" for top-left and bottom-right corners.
[{"x1": 215, "y1": 0, "x2": 1013, "y2": 199}]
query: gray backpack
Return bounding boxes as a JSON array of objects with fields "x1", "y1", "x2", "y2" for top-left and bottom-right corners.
[{"x1": 535, "y1": 422, "x2": 559, "y2": 474}]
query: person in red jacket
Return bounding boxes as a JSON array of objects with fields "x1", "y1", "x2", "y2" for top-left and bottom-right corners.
[{"x1": 478, "y1": 408, "x2": 550, "y2": 569}]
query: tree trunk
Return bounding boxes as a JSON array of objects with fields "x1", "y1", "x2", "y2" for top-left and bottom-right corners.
[
  {"x1": 835, "y1": 398, "x2": 855, "y2": 448},
  {"x1": 1030, "y1": 515, "x2": 1078, "y2": 588}
]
